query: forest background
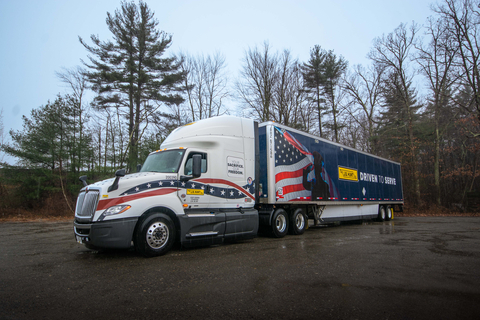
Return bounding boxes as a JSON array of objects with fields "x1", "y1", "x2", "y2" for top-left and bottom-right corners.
[{"x1": 1, "y1": 0, "x2": 479, "y2": 220}]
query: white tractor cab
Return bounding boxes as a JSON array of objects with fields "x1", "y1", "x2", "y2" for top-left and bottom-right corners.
[{"x1": 74, "y1": 116, "x2": 259, "y2": 256}]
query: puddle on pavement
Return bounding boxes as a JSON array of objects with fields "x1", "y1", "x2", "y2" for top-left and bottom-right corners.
[{"x1": 379, "y1": 223, "x2": 396, "y2": 234}]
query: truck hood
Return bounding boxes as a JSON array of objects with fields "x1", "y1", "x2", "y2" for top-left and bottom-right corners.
[{"x1": 86, "y1": 172, "x2": 180, "y2": 212}]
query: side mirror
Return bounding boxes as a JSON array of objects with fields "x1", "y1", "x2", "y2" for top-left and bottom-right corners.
[
  {"x1": 108, "y1": 169, "x2": 126, "y2": 192},
  {"x1": 79, "y1": 175, "x2": 88, "y2": 187},
  {"x1": 137, "y1": 164, "x2": 142, "y2": 172},
  {"x1": 180, "y1": 155, "x2": 202, "y2": 182},
  {"x1": 192, "y1": 154, "x2": 202, "y2": 178}
]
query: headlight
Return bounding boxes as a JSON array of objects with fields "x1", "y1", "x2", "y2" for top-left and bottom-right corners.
[{"x1": 103, "y1": 205, "x2": 131, "y2": 216}]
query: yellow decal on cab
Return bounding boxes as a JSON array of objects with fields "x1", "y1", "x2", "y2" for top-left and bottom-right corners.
[{"x1": 187, "y1": 189, "x2": 204, "y2": 195}]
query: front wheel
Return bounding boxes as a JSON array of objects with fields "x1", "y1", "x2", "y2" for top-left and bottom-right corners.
[
  {"x1": 271, "y1": 209, "x2": 289, "y2": 238},
  {"x1": 135, "y1": 214, "x2": 176, "y2": 257}
]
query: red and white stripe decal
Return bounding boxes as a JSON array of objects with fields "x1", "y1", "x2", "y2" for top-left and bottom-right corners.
[{"x1": 96, "y1": 188, "x2": 177, "y2": 211}]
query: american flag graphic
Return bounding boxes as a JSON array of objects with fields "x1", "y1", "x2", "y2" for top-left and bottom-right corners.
[
  {"x1": 97, "y1": 178, "x2": 255, "y2": 212},
  {"x1": 118, "y1": 179, "x2": 254, "y2": 200},
  {"x1": 274, "y1": 126, "x2": 338, "y2": 201}
]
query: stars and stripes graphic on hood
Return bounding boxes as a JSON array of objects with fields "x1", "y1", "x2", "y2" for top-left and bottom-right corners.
[{"x1": 118, "y1": 178, "x2": 255, "y2": 200}]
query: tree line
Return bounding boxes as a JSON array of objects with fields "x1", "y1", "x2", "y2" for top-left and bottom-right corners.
[{"x1": 1, "y1": 0, "x2": 479, "y2": 214}]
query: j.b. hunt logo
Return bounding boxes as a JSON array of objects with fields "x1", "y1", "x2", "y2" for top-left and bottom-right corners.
[{"x1": 338, "y1": 166, "x2": 358, "y2": 181}]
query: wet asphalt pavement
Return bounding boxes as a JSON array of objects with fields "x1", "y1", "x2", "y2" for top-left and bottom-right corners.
[{"x1": 1, "y1": 217, "x2": 480, "y2": 320}]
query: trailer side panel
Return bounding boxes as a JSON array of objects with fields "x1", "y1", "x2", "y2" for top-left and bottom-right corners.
[{"x1": 258, "y1": 123, "x2": 403, "y2": 206}]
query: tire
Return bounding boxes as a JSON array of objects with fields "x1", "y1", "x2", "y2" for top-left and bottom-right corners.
[
  {"x1": 289, "y1": 208, "x2": 306, "y2": 235},
  {"x1": 385, "y1": 205, "x2": 392, "y2": 221},
  {"x1": 134, "y1": 214, "x2": 176, "y2": 257},
  {"x1": 377, "y1": 205, "x2": 386, "y2": 222},
  {"x1": 271, "y1": 208, "x2": 289, "y2": 238}
]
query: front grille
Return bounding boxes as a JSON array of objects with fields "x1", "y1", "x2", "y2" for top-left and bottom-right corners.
[{"x1": 75, "y1": 190, "x2": 100, "y2": 219}]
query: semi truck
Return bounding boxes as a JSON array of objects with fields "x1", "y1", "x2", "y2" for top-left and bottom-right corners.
[{"x1": 74, "y1": 116, "x2": 403, "y2": 257}]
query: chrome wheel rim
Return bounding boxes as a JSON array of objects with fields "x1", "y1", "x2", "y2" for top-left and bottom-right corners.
[
  {"x1": 276, "y1": 214, "x2": 287, "y2": 233},
  {"x1": 295, "y1": 213, "x2": 305, "y2": 230},
  {"x1": 146, "y1": 222, "x2": 169, "y2": 249}
]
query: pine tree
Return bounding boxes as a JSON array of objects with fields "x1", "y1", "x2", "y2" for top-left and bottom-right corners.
[
  {"x1": 301, "y1": 45, "x2": 327, "y2": 137},
  {"x1": 1, "y1": 95, "x2": 95, "y2": 206},
  {"x1": 377, "y1": 71, "x2": 422, "y2": 204},
  {"x1": 301, "y1": 46, "x2": 347, "y2": 140},
  {"x1": 3, "y1": 95, "x2": 93, "y2": 172},
  {"x1": 321, "y1": 50, "x2": 348, "y2": 142},
  {"x1": 80, "y1": 1, "x2": 185, "y2": 172}
]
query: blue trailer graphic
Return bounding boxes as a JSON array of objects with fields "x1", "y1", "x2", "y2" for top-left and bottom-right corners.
[{"x1": 258, "y1": 122, "x2": 403, "y2": 207}]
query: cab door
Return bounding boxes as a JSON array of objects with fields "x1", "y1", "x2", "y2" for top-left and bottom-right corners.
[
  {"x1": 178, "y1": 151, "x2": 226, "y2": 245},
  {"x1": 178, "y1": 151, "x2": 210, "y2": 209}
]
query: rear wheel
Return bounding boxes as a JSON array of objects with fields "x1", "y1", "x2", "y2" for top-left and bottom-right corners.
[
  {"x1": 289, "y1": 208, "x2": 306, "y2": 235},
  {"x1": 377, "y1": 206, "x2": 386, "y2": 222},
  {"x1": 271, "y1": 209, "x2": 289, "y2": 238},
  {"x1": 385, "y1": 205, "x2": 392, "y2": 221},
  {"x1": 135, "y1": 214, "x2": 176, "y2": 257}
]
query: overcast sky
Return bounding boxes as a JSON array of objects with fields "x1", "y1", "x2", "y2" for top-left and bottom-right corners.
[{"x1": 1, "y1": 0, "x2": 435, "y2": 142}]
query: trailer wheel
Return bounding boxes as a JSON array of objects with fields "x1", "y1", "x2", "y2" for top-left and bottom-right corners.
[
  {"x1": 385, "y1": 205, "x2": 392, "y2": 221},
  {"x1": 289, "y1": 208, "x2": 306, "y2": 235},
  {"x1": 377, "y1": 206, "x2": 386, "y2": 222},
  {"x1": 271, "y1": 209, "x2": 289, "y2": 238},
  {"x1": 134, "y1": 214, "x2": 176, "y2": 257}
]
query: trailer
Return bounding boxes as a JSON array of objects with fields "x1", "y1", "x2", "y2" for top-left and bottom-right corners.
[
  {"x1": 257, "y1": 121, "x2": 403, "y2": 236},
  {"x1": 74, "y1": 116, "x2": 403, "y2": 256}
]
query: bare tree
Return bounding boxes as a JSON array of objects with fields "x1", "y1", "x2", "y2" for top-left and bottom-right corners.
[
  {"x1": 56, "y1": 66, "x2": 88, "y2": 106},
  {"x1": 236, "y1": 42, "x2": 278, "y2": 121},
  {"x1": 434, "y1": 0, "x2": 480, "y2": 127},
  {"x1": 0, "y1": 107, "x2": 5, "y2": 165},
  {"x1": 342, "y1": 64, "x2": 385, "y2": 153},
  {"x1": 288, "y1": 62, "x2": 312, "y2": 131},
  {"x1": 338, "y1": 112, "x2": 366, "y2": 150},
  {"x1": 369, "y1": 22, "x2": 422, "y2": 205},
  {"x1": 237, "y1": 44, "x2": 310, "y2": 129},
  {"x1": 272, "y1": 49, "x2": 293, "y2": 124},
  {"x1": 271, "y1": 50, "x2": 310, "y2": 127},
  {"x1": 415, "y1": 15, "x2": 461, "y2": 205},
  {"x1": 56, "y1": 66, "x2": 92, "y2": 177},
  {"x1": 180, "y1": 52, "x2": 228, "y2": 121},
  {"x1": 297, "y1": 100, "x2": 317, "y2": 133},
  {"x1": 204, "y1": 52, "x2": 229, "y2": 118}
]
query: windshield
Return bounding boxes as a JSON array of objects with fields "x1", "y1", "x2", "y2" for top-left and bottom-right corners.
[{"x1": 140, "y1": 149, "x2": 185, "y2": 173}]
